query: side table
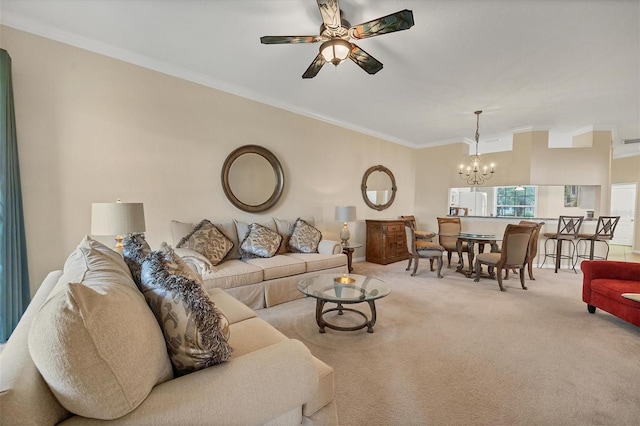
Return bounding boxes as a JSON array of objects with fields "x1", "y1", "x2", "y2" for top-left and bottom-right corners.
[{"x1": 342, "y1": 243, "x2": 362, "y2": 273}]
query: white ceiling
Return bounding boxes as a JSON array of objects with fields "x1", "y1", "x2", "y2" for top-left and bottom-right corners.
[{"x1": 1, "y1": 0, "x2": 639, "y2": 150}]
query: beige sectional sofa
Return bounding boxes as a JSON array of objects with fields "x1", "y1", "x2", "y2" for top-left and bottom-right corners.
[
  {"x1": 171, "y1": 217, "x2": 348, "y2": 309},
  {"x1": 0, "y1": 237, "x2": 338, "y2": 425}
]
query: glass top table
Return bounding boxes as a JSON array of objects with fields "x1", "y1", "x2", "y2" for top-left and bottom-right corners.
[
  {"x1": 298, "y1": 274, "x2": 390, "y2": 333},
  {"x1": 455, "y1": 233, "x2": 500, "y2": 278}
]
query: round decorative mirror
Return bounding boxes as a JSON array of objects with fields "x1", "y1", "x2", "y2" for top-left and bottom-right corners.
[
  {"x1": 221, "y1": 145, "x2": 284, "y2": 212},
  {"x1": 361, "y1": 165, "x2": 397, "y2": 211}
]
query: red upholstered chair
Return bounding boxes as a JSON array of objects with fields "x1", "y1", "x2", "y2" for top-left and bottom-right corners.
[{"x1": 581, "y1": 260, "x2": 640, "y2": 327}]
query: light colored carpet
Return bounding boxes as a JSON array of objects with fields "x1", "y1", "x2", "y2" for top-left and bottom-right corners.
[{"x1": 257, "y1": 261, "x2": 640, "y2": 426}]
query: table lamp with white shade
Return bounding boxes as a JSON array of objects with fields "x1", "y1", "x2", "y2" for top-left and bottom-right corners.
[
  {"x1": 335, "y1": 205, "x2": 356, "y2": 246},
  {"x1": 91, "y1": 199, "x2": 146, "y2": 251}
]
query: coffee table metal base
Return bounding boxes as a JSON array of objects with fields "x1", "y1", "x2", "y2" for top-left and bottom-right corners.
[{"x1": 315, "y1": 299, "x2": 377, "y2": 333}]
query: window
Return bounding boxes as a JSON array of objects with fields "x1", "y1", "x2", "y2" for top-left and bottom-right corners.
[{"x1": 495, "y1": 186, "x2": 536, "y2": 217}]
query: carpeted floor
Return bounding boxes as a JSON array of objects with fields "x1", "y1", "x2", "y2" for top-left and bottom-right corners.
[{"x1": 257, "y1": 261, "x2": 640, "y2": 426}]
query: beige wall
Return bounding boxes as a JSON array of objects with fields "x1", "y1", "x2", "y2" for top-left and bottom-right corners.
[
  {"x1": 3, "y1": 26, "x2": 637, "y2": 293},
  {"x1": 2, "y1": 27, "x2": 417, "y2": 293}
]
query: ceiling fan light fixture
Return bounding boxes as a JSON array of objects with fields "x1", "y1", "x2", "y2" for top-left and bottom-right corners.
[{"x1": 320, "y1": 38, "x2": 351, "y2": 66}]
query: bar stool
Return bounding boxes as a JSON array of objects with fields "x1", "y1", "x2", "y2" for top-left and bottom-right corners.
[
  {"x1": 541, "y1": 216, "x2": 584, "y2": 273},
  {"x1": 576, "y1": 216, "x2": 620, "y2": 261}
]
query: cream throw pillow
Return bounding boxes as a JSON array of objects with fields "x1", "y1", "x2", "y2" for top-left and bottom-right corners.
[{"x1": 28, "y1": 237, "x2": 172, "y2": 420}]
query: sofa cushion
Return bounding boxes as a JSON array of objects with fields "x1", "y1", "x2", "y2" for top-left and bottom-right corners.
[
  {"x1": 227, "y1": 317, "x2": 289, "y2": 358},
  {"x1": 591, "y1": 278, "x2": 640, "y2": 308},
  {"x1": 200, "y1": 259, "x2": 264, "y2": 290},
  {"x1": 29, "y1": 282, "x2": 174, "y2": 420},
  {"x1": 140, "y1": 244, "x2": 233, "y2": 376},
  {"x1": 285, "y1": 252, "x2": 348, "y2": 272},
  {"x1": 51, "y1": 235, "x2": 135, "y2": 298},
  {"x1": 289, "y1": 218, "x2": 322, "y2": 253},
  {"x1": 274, "y1": 218, "x2": 295, "y2": 254},
  {"x1": 122, "y1": 233, "x2": 152, "y2": 286},
  {"x1": 176, "y1": 219, "x2": 234, "y2": 266},
  {"x1": 244, "y1": 255, "x2": 307, "y2": 280},
  {"x1": 228, "y1": 317, "x2": 334, "y2": 418},
  {"x1": 1, "y1": 271, "x2": 70, "y2": 426},
  {"x1": 239, "y1": 223, "x2": 283, "y2": 259},
  {"x1": 171, "y1": 219, "x2": 240, "y2": 260},
  {"x1": 28, "y1": 237, "x2": 173, "y2": 420},
  {"x1": 207, "y1": 288, "x2": 257, "y2": 324}
]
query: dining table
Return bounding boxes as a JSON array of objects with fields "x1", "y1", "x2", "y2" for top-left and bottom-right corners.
[{"x1": 455, "y1": 232, "x2": 501, "y2": 278}]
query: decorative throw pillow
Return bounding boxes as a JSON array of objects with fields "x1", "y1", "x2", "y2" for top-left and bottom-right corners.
[
  {"x1": 239, "y1": 223, "x2": 283, "y2": 259},
  {"x1": 140, "y1": 243, "x2": 232, "y2": 376},
  {"x1": 275, "y1": 217, "x2": 316, "y2": 254},
  {"x1": 176, "y1": 219, "x2": 234, "y2": 266},
  {"x1": 174, "y1": 247, "x2": 215, "y2": 275},
  {"x1": 289, "y1": 218, "x2": 322, "y2": 253},
  {"x1": 122, "y1": 233, "x2": 152, "y2": 286},
  {"x1": 29, "y1": 236, "x2": 173, "y2": 420}
]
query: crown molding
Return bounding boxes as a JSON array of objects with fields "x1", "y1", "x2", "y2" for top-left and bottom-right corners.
[{"x1": 1, "y1": 14, "x2": 421, "y2": 149}]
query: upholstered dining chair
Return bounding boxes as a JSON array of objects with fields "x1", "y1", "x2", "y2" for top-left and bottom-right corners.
[
  {"x1": 473, "y1": 224, "x2": 534, "y2": 292},
  {"x1": 437, "y1": 217, "x2": 467, "y2": 268},
  {"x1": 504, "y1": 220, "x2": 544, "y2": 280},
  {"x1": 400, "y1": 215, "x2": 435, "y2": 242},
  {"x1": 541, "y1": 215, "x2": 584, "y2": 273},
  {"x1": 405, "y1": 225, "x2": 445, "y2": 278},
  {"x1": 576, "y1": 216, "x2": 620, "y2": 261}
]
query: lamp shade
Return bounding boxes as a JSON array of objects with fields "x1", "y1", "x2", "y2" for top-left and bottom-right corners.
[
  {"x1": 335, "y1": 206, "x2": 356, "y2": 223},
  {"x1": 91, "y1": 202, "x2": 146, "y2": 236}
]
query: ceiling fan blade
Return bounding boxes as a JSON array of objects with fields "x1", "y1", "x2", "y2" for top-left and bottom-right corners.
[
  {"x1": 349, "y1": 44, "x2": 383, "y2": 75},
  {"x1": 349, "y1": 9, "x2": 414, "y2": 39},
  {"x1": 302, "y1": 52, "x2": 327, "y2": 79},
  {"x1": 316, "y1": 0, "x2": 341, "y2": 31},
  {"x1": 260, "y1": 35, "x2": 321, "y2": 44}
]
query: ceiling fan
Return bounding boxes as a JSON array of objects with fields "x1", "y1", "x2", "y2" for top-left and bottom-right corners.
[{"x1": 260, "y1": 0, "x2": 414, "y2": 79}]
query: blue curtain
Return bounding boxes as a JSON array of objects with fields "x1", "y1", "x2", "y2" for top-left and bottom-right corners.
[{"x1": 1, "y1": 48, "x2": 30, "y2": 342}]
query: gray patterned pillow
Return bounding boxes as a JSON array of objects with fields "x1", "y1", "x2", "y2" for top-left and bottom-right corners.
[
  {"x1": 176, "y1": 219, "x2": 233, "y2": 266},
  {"x1": 122, "y1": 233, "x2": 151, "y2": 287},
  {"x1": 140, "y1": 243, "x2": 232, "y2": 376},
  {"x1": 288, "y1": 218, "x2": 322, "y2": 253},
  {"x1": 239, "y1": 223, "x2": 283, "y2": 259}
]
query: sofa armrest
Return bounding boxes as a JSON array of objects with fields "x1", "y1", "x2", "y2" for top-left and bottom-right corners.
[
  {"x1": 61, "y1": 339, "x2": 318, "y2": 426},
  {"x1": 318, "y1": 239, "x2": 342, "y2": 255}
]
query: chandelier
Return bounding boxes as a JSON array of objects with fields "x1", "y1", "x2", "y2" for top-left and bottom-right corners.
[{"x1": 458, "y1": 110, "x2": 495, "y2": 185}]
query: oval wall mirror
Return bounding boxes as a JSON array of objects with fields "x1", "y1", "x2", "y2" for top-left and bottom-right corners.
[
  {"x1": 221, "y1": 145, "x2": 284, "y2": 212},
  {"x1": 361, "y1": 165, "x2": 397, "y2": 211}
]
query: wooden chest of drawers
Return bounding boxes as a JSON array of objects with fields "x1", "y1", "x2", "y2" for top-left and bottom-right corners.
[{"x1": 365, "y1": 219, "x2": 409, "y2": 265}]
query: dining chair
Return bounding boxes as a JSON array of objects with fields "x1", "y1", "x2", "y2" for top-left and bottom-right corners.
[
  {"x1": 540, "y1": 215, "x2": 584, "y2": 273},
  {"x1": 576, "y1": 216, "x2": 620, "y2": 261},
  {"x1": 400, "y1": 215, "x2": 435, "y2": 241},
  {"x1": 511, "y1": 220, "x2": 544, "y2": 280},
  {"x1": 437, "y1": 217, "x2": 468, "y2": 268},
  {"x1": 473, "y1": 224, "x2": 534, "y2": 291},
  {"x1": 405, "y1": 225, "x2": 445, "y2": 278}
]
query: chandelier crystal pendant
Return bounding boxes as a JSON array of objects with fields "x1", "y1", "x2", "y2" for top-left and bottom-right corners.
[{"x1": 458, "y1": 110, "x2": 495, "y2": 186}]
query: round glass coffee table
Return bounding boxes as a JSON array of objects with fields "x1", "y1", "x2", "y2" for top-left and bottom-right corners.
[{"x1": 297, "y1": 274, "x2": 390, "y2": 333}]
